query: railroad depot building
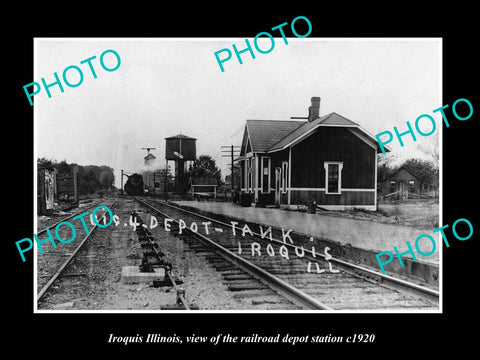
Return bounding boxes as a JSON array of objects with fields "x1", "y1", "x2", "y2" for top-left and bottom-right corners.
[{"x1": 236, "y1": 97, "x2": 386, "y2": 211}]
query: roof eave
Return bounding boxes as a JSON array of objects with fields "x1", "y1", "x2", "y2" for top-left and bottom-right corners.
[{"x1": 378, "y1": 144, "x2": 392, "y2": 153}]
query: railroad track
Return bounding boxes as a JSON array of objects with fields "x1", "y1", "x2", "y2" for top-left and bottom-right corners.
[
  {"x1": 37, "y1": 200, "x2": 102, "y2": 234},
  {"x1": 36, "y1": 199, "x2": 117, "y2": 304},
  {"x1": 135, "y1": 197, "x2": 439, "y2": 311},
  {"x1": 129, "y1": 211, "x2": 194, "y2": 310},
  {"x1": 180, "y1": 241, "x2": 301, "y2": 310}
]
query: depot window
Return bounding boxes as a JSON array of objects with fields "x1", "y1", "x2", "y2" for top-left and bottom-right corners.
[
  {"x1": 324, "y1": 162, "x2": 343, "y2": 194},
  {"x1": 390, "y1": 180, "x2": 396, "y2": 193},
  {"x1": 409, "y1": 180, "x2": 415, "y2": 193}
]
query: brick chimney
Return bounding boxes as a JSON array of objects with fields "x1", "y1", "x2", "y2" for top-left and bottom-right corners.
[{"x1": 308, "y1": 97, "x2": 321, "y2": 122}]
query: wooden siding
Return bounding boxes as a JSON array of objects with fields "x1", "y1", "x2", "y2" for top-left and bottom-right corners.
[
  {"x1": 239, "y1": 126, "x2": 376, "y2": 208},
  {"x1": 56, "y1": 167, "x2": 79, "y2": 202},
  {"x1": 257, "y1": 192, "x2": 275, "y2": 206},
  {"x1": 291, "y1": 127, "x2": 375, "y2": 189},
  {"x1": 379, "y1": 167, "x2": 422, "y2": 196},
  {"x1": 290, "y1": 189, "x2": 375, "y2": 206},
  {"x1": 165, "y1": 136, "x2": 196, "y2": 161}
]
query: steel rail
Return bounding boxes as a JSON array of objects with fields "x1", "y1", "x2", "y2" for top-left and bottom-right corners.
[
  {"x1": 142, "y1": 198, "x2": 440, "y2": 304},
  {"x1": 37, "y1": 201, "x2": 116, "y2": 302},
  {"x1": 136, "y1": 197, "x2": 332, "y2": 310}
]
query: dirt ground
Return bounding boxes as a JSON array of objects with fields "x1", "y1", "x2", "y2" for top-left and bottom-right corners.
[
  {"x1": 315, "y1": 199, "x2": 439, "y2": 230},
  {"x1": 174, "y1": 198, "x2": 441, "y2": 267},
  {"x1": 37, "y1": 199, "x2": 100, "y2": 232},
  {"x1": 37, "y1": 198, "x2": 277, "y2": 311}
]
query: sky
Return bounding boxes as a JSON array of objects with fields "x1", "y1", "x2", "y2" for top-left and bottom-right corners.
[{"x1": 35, "y1": 38, "x2": 441, "y2": 188}]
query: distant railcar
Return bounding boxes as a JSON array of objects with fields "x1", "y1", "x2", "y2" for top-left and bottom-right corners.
[
  {"x1": 124, "y1": 173, "x2": 144, "y2": 196},
  {"x1": 56, "y1": 166, "x2": 79, "y2": 209}
]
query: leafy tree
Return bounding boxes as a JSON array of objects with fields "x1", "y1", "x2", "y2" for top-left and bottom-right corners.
[
  {"x1": 57, "y1": 160, "x2": 73, "y2": 173},
  {"x1": 38, "y1": 157, "x2": 55, "y2": 169},
  {"x1": 98, "y1": 169, "x2": 115, "y2": 189},
  {"x1": 377, "y1": 153, "x2": 397, "y2": 181},
  {"x1": 37, "y1": 158, "x2": 116, "y2": 195},
  {"x1": 185, "y1": 155, "x2": 222, "y2": 187},
  {"x1": 78, "y1": 167, "x2": 99, "y2": 195}
]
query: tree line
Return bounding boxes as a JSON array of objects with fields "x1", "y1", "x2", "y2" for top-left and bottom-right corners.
[{"x1": 38, "y1": 158, "x2": 115, "y2": 196}]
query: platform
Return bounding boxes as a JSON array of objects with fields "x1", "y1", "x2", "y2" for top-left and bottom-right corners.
[
  {"x1": 172, "y1": 200, "x2": 440, "y2": 265},
  {"x1": 121, "y1": 266, "x2": 165, "y2": 284},
  {"x1": 170, "y1": 200, "x2": 440, "y2": 286}
]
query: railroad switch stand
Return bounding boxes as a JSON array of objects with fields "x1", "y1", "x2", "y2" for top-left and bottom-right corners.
[
  {"x1": 134, "y1": 213, "x2": 183, "y2": 287},
  {"x1": 132, "y1": 209, "x2": 195, "y2": 309},
  {"x1": 160, "y1": 288, "x2": 199, "y2": 310},
  {"x1": 176, "y1": 288, "x2": 186, "y2": 305}
]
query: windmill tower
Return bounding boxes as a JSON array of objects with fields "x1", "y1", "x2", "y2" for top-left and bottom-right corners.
[{"x1": 165, "y1": 134, "x2": 196, "y2": 195}]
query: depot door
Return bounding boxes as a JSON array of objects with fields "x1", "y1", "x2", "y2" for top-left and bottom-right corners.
[{"x1": 275, "y1": 167, "x2": 281, "y2": 205}]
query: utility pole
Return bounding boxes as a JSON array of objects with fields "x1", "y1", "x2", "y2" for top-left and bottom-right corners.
[
  {"x1": 153, "y1": 171, "x2": 155, "y2": 196},
  {"x1": 164, "y1": 160, "x2": 168, "y2": 200},
  {"x1": 221, "y1": 145, "x2": 241, "y2": 191},
  {"x1": 121, "y1": 169, "x2": 123, "y2": 195}
]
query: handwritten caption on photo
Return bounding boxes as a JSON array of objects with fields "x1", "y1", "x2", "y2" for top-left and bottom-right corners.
[{"x1": 17, "y1": 206, "x2": 339, "y2": 274}]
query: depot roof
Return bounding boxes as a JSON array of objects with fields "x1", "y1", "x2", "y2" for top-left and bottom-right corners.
[{"x1": 243, "y1": 112, "x2": 387, "y2": 154}]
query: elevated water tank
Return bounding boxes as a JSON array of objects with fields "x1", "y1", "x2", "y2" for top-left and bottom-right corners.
[{"x1": 165, "y1": 134, "x2": 196, "y2": 161}]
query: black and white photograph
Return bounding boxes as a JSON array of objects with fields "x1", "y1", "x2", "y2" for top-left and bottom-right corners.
[
  {"x1": 33, "y1": 38, "x2": 441, "y2": 312},
  {"x1": 8, "y1": 7, "x2": 478, "y2": 354}
]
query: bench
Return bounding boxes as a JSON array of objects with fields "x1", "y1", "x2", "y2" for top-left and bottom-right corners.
[{"x1": 194, "y1": 192, "x2": 214, "y2": 201}]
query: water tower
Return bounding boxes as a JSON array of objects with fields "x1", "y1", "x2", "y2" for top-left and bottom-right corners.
[{"x1": 165, "y1": 134, "x2": 196, "y2": 195}]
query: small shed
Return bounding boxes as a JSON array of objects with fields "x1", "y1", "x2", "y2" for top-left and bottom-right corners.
[
  {"x1": 378, "y1": 166, "x2": 423, "y2": 199},
  {"x1": 191, "y1": 177, "x2": 218, "y2": 199}
]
